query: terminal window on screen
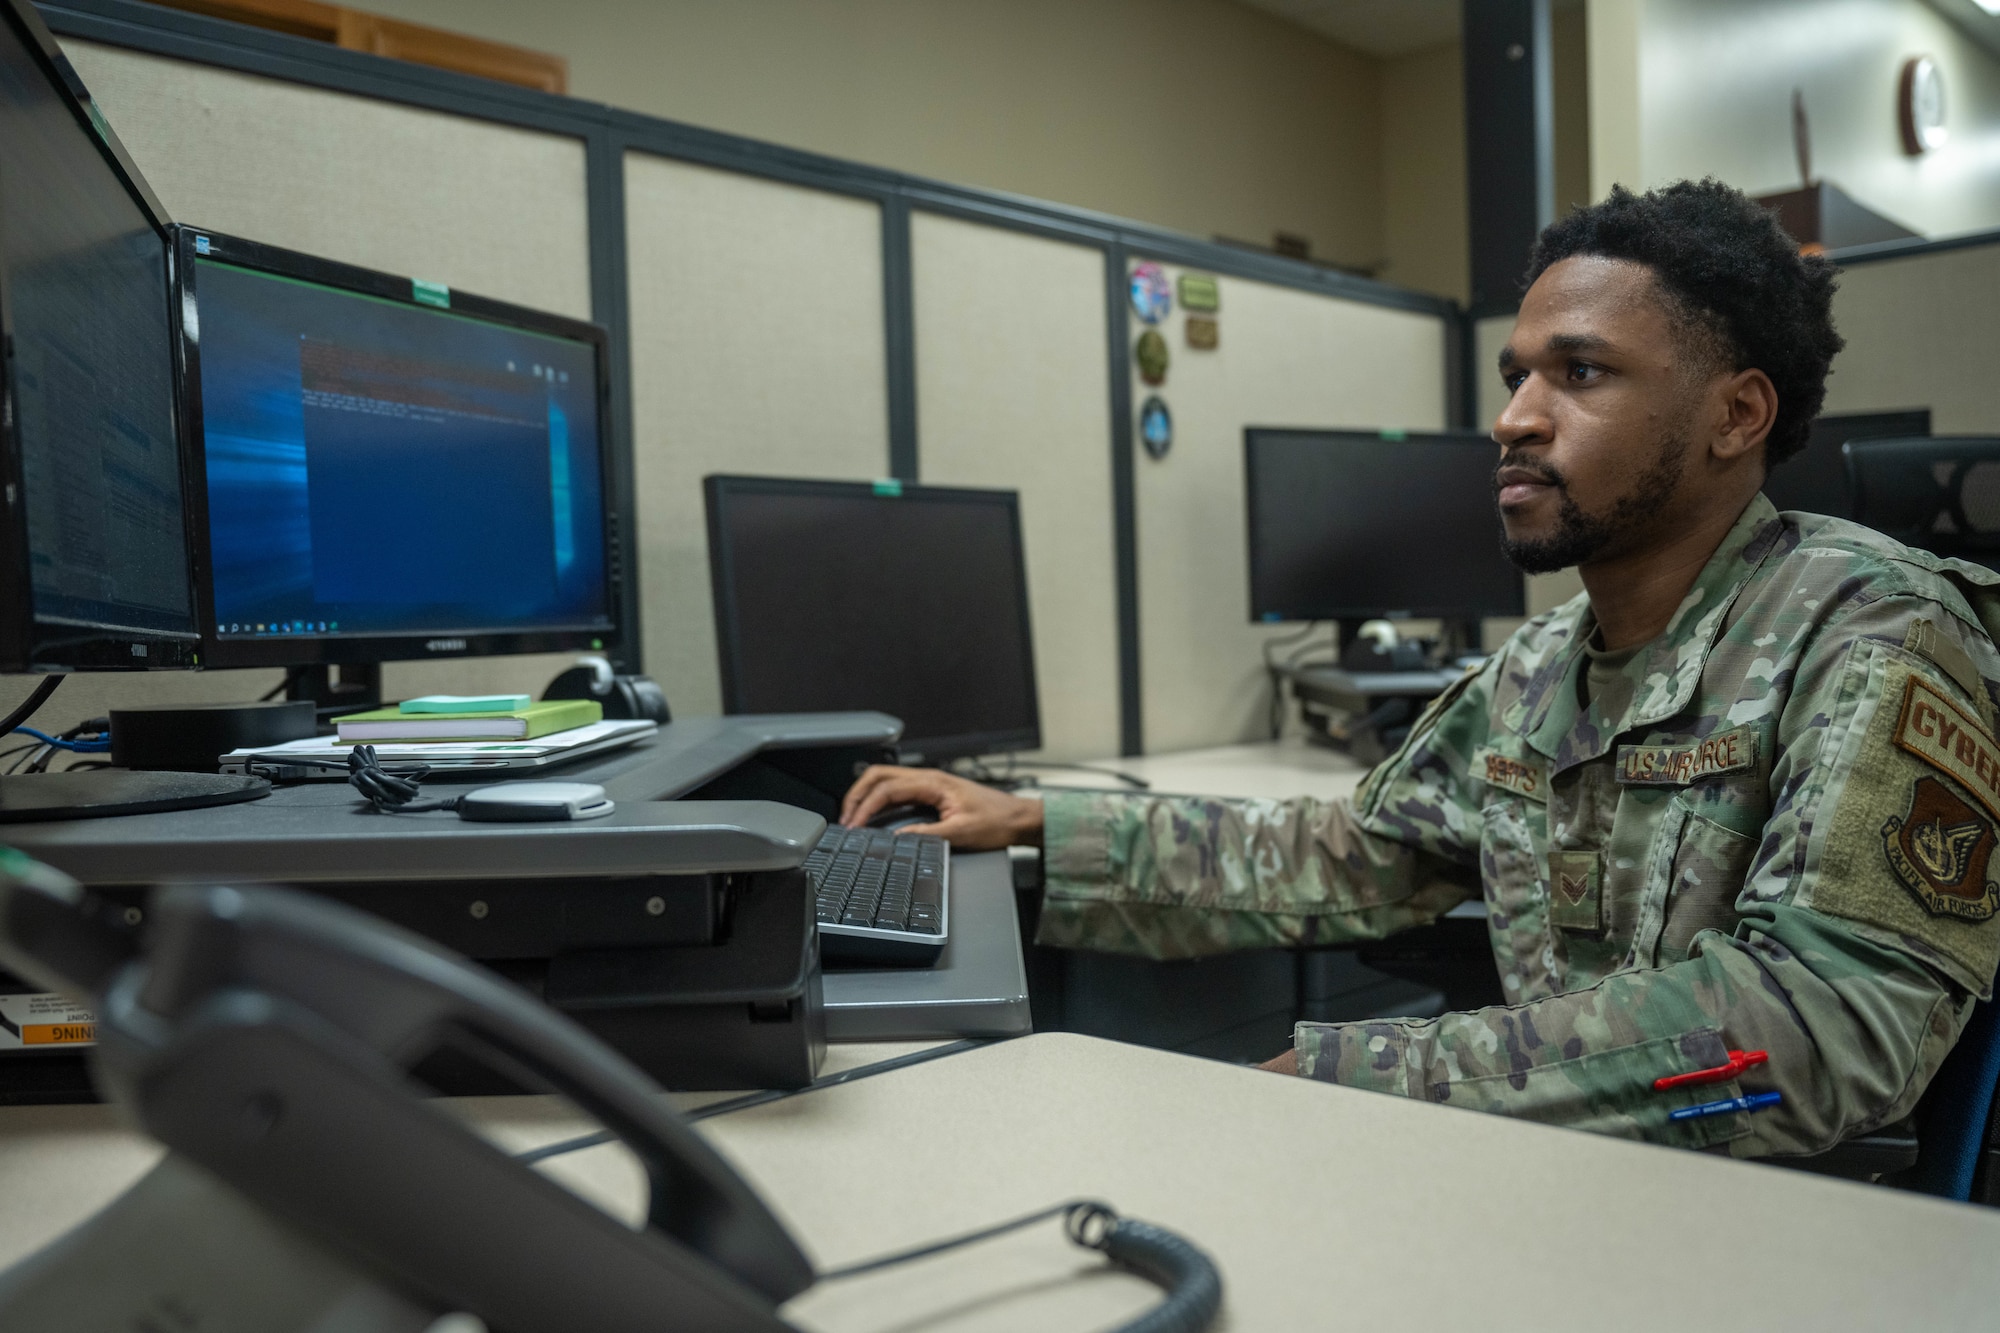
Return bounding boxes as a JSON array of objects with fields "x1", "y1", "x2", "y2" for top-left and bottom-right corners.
[{"x1": 194, "y1": 260, "x2": 610, "y2": 639}]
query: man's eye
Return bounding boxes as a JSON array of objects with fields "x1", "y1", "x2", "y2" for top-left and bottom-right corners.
[
  {"x1": 1503, "y1": 372, "x2": 1527, "y2": 393},
  {"x1": 1568, "y1": 362, "x2": 1603, "y2": 383}
]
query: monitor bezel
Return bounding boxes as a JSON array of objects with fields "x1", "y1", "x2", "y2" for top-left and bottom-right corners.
[
  {"x1": 703, "y1": 473, "x2": 1043, "y2": 762},
  {"x1": 172, "y1": 227, "x2": 624, "y2": 671},
  {"x1": 1243, "y1": 427, "x2": 1525, "y2": 623},
  {"x1": 0, "y1": 0, "x2": 201, "y2": 672}
]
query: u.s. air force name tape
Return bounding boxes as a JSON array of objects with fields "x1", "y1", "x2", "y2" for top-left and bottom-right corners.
[
  {"x1": 1617, "y1": 726, "x2": 1757, "y2": 786},
  {"x1": 0, "y1": 992, "x2": 96, "y2": 1050}
]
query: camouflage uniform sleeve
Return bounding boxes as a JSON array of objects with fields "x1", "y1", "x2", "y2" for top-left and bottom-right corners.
[
  {"x1": 1033, "y1": 661, "x2": 1493, "y2": 959},
  {"x1": 1297, "y1": 594, "x2": 1998, "y2": 1157}
]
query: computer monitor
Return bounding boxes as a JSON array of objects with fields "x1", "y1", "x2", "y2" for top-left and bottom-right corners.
[
  {"x1": 1244, "y1": 428, "x2": 1524, "y2": 624},
  {"x1": 173, "y1": 230, "x2": 620, "y2": 682},
  {"x1": 1763, "y1": 408, "x2": 1931, "y2": 518},
  {"x1": 704, "y1": 476, "x2": 1040, "y2": 762},
  {"x1": 0, "y1": 0, "x2": 199, "y2": 672}
]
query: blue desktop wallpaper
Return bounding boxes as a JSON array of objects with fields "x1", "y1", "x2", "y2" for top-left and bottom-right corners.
[{"x1": 194, "y1": 258, "x2": 609, "y2": 642}]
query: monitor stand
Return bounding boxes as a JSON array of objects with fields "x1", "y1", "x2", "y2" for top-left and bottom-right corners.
[
  {"x1": 284, "y1": 663, "x2": 382, "y2": 720},
  {"x1": 0, "y1": 770, "x2": 269, "y2": 823}
]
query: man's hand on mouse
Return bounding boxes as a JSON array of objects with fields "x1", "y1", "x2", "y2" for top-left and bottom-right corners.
[{"x1": 840, "y1": 765, "x2": 1044, "y2": 849}]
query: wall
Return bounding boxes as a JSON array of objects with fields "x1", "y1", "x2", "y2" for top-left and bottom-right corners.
[
  {"x1": 346, "y1": 0, "x2": 1389, "y2": 275},
  {"x1": 1592, "y1": 0, "x2": 2000, "y2": 237},
  {"x1": 1378, "y1": 41, "x2": 1469, "y2": 303}
]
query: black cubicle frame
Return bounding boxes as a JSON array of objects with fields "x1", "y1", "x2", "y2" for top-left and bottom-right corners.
[
  {"x1": 34, "y1": 0, "x2": 1468, "y2": 756},
  {"x1": 169, "y1": 226, "x2": 626, "y2": 672}
]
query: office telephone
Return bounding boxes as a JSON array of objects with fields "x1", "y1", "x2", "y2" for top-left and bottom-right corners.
[{"x1": 0, "y1": 849, "x2": 1221, "y2": 1332}]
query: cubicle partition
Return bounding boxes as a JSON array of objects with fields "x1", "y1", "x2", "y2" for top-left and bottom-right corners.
[
  {"x1": 17, "y1": 0, "x2": 1465, "y2": 761},
  {"x1": 1824, "y1": 233, "x2": 2000, "y2": 432},
  {"x1": 1130, "y1": 263, "x2": 1449, "y2": 751},
  {"x1": 622, "y1": 155, "x2": 891, "y2": 719},
  {"x1": 909, "y1": 216, "x2": 1121, "y2": 761}
]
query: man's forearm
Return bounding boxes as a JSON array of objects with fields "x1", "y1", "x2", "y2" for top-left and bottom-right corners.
[
  {"x1": 1293, "y1": 903, "x2": 1968, "y2": 1156},
  {"x1": 1034, "y1": 788, "x2": 1475, "y2": 959}
]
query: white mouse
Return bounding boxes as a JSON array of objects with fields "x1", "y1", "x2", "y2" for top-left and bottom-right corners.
[{"x1": 457, "y1": 782, "x2": 615, "y2": 822}]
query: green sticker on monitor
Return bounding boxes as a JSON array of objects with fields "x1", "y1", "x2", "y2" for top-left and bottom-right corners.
[
  {"x1": 412, "y1": 279, "x2": 451, "y2": 309},
  {"x1": 873, "y1": 478, "x2": 904, "y2": 497},
  {"x1": 1379, "y1": 428, "x2": 1407, "y2": 441}
]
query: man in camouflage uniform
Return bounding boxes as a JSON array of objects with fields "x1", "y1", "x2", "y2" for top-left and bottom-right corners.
[{"x1": 843, "y1": 181, "x2": 2000, "y2": 1158}]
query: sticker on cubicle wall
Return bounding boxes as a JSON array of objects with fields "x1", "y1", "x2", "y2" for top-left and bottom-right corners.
[
  {"x1": 1129, "y1": 262, "x2": 1172, "y2": 324},
  {"x1": 1186, "y1": 316, "x2": 1218, "y2": 350},
  {"x1": 1135, "y1": 329, "x2": 1169, "y2": 385},
  {"x1": 1177, "y1": 273, "x2": 1219, "y2": 312},
  {"x1": 1139, "y1": 396, "x2": 1173, "y2": 459}
]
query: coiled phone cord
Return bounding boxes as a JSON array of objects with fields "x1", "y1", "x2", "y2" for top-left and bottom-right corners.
[{"x1": 818, "y1": 1198, "x2": 1222, "y2": 1333}]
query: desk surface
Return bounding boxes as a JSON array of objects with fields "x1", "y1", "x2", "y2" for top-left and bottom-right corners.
[
  {"x1": 1029, "y1": 737, "x2": 1368, "y2": 804},
  {"x1": 6, "y1": 1033, "x2": 1996, "y2": 1331}
]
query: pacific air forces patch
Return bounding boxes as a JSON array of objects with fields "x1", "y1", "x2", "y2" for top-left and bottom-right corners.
[{"x1": 1882, "y1": 777, "x2": 2000, "y2": 920}]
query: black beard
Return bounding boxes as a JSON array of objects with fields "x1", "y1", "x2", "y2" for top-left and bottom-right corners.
[{"x1": 1496, "y1": 438, "x2": 1687, "y2": 575}]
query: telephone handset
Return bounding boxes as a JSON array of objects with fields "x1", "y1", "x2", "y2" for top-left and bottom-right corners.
[
  {"x1": 0, "y1": 850, "x2": 1222, "y2": 1333},
  {"x1": 0, "y1": 850, "x2": 806, "y2": 1332}
]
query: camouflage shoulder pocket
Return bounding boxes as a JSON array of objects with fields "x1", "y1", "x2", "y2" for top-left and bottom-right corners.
[
  {"x1": 1809, "y1": 644, "x2": 2000, "y2": 998},
  {"x1": 1355, "y1": 665, "x2": 1486, "y2": 821}
]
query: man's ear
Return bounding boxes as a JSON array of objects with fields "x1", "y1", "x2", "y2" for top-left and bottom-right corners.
[{"x1": 1711, "y1": 368, "x2": 1779, "y2": 464}]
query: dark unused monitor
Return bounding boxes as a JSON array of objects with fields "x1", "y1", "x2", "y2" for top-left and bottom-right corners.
[
  {"x1": 704, "y1": 476, "x2": 1040, "y2": 761},
  {"x1": 1764, "y1": 408, "x2": 1930, "y2": 518},
  {"x1": 0, "y1": 0, "x2": 198, "y2": 671},
  {"x1": 1245, "y1": 428, "x2": 1523, "y2": 623},
  {"x1": 175, "y1": 230, "x2": 619, "y2": 669}
]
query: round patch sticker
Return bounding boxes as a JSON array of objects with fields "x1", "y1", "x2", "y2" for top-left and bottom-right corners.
[
  {"x1": 1139, "y1": 396, "x2": 1172, "y2": 459},
  {"x1": 1129, "y1": 262, "x2": 1172, "y2": 324},
  {"x1": 1135, "y1": 329, "x2": 1169, "y2": 386}
]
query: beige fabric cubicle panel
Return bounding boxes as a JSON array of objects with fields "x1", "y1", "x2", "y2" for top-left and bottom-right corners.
[
  {"x1": 1475, "y1": 310, "x2": 1582, "y2": 618},
  {"x1": 1132, "y1": 267, "x2": 1447, "y2": 754},
  {"x1": 908, "y1": 214, "x2": 1119, "y2": 761},
  {"x1": 624, "y1": 154, "x2": 890, "y2": 719},
  {"x1": 0, "y1": 40, "x2": 596, "y2": 736},
  {"x1": 1824, "y1": 244, "x2": 2000, "y2": 431}
]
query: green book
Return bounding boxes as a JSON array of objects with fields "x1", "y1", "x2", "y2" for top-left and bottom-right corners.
[{"x1": 334, "y1": 698, "x2": 602, "y2": 743}]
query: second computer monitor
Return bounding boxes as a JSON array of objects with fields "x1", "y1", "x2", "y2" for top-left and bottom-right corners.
[
  {"x1": 176, "y1": 230, "x2": 620, "y2": 669},
  {"x1": 704, "y1": 476, "x2": 1040, "y2": 762},
  {"x1": 1245, "y1": 428, "x2": 1522, "y2": 623}
]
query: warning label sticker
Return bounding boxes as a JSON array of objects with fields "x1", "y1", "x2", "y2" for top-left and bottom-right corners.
[{"x1": 0, "y1": 993, "x2": 97, "y2": 1050}]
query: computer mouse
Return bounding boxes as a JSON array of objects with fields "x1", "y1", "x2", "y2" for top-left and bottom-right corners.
[
  {"x1": 864, "y1": 801, "x2": 941, "y2": 831},
  {"x1": 458, "y1": 782, "x2": 615, "y2": 822}
]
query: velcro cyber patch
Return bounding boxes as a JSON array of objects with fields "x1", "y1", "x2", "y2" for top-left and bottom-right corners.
[
  {"x1": 1617, "y1": 726, "x2": 1757, "y2": 786},
  {"x1": 1894, "y1": 676, "x2": 2000, "y2": 820}
]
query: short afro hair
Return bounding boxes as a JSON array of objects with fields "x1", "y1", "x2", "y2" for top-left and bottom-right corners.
[{"x1": 1523, "y1": 178, "x2": 1844, "y2": 468}]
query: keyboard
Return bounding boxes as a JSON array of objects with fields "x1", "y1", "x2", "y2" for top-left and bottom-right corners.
[{"x1": 804, "y1": 826, "x2": 950, "y2": 966}]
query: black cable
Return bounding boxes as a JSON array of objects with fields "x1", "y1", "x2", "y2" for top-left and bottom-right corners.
[
  {"x1": 817, "y1": 1198, "x2": 1094, "y2": 1280},
  {"x1": 345, "y1": 745, "x2": 462, "y2": 814},
  {"x1": 817, "y1": 1198, "x2": 1223, "y2": 1333},
  {"x1": 0, "y1": 676, "x2": 61, "y2": 739},
  {"x1": 258, "y1": 679, "x2": 289, "y2": 702},
  {"x1": 999, "y1": 758, "x2": 1151, "y2": 791}
]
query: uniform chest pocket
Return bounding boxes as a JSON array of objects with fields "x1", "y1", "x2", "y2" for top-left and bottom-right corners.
[{"x1": 1647, "y1": 796, "x2": 1759, "y2": 966}]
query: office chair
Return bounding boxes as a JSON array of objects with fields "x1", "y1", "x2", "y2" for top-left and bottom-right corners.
[{"x1": 1843, "y1": 436, "x2": 2000, "y2": 568}]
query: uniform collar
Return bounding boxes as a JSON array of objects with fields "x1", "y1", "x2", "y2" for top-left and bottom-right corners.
[{"x1": 1513, "y1": 493, "x2": 1787, "y2": 770}]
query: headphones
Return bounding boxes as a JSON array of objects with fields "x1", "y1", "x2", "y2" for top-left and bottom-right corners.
[{"x1": 543, "y1": 655, "x2": 671, "y2": 722}]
